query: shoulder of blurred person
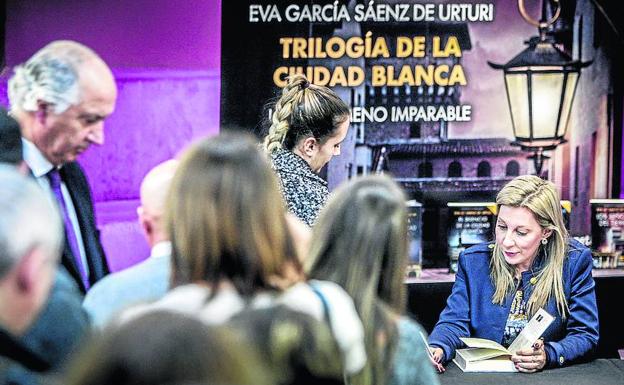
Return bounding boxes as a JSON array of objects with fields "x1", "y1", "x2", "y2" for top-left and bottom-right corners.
[
  {"x1": 388, "y1": 317, "x2": 440, "y2": 385},
  {"x1": 20, "y1": 266, "x2": 89, "y2": 371},
  {"x1": 285, "y1": 212, "x2": 312, "y2": 262},
  {"x1": 115, "y1": 282, "x2": 246, "y2": 327},
  {"x1": 1, "y1": 327, "x2": 51, "y2": 384},
  {"x1": 83, "y1": 241, "x2": 171, "y2": 329},
  {"x1": 0, "y1": 108, "x2": 24, "y2": 167},
  {"x1": 279, "y1": 279, "x2": 366, "y2": 375},
  {"x1": 0, "y1": 356, "x2": 51, "y2": 385}
]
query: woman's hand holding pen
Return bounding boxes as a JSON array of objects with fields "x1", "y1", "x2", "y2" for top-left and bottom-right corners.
[
  {"x1": 429, "y1": 347, "x2": 446, "y2": 373},
  {"x1": 418, "y1": 331, "x2": 445, "y2": 373}
]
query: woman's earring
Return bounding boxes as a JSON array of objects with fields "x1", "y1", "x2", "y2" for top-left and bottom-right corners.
[{"x1": 541, "y1": 238, "x2": 548, "y2": 245}]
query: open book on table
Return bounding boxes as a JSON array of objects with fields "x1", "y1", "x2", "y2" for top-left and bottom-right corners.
[{"x1": 453, "y1": 308, "x2": 554, "y2": 372}]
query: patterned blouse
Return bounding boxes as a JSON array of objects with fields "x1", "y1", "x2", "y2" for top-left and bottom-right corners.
[
  {"x1": 270, "y1": 148, "x2": 329, "y2": 226},
  {"x1": 502, "y1": 280, "x2": 529, "y2": 347}
]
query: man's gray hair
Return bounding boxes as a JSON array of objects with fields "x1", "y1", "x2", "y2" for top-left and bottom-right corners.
[
  {"x1": 0, "y1": 165, "x2": 63, "y2": 278},
  {"x1": 7, "y1": 41, "x2": 94, "y2": 114}
]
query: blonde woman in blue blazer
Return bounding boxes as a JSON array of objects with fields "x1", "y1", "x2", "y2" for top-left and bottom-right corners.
[{"x1": 429, "y1": 175, "x2": 599, "y2": 372}]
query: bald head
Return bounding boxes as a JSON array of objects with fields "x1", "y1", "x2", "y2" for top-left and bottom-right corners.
[
  {"x1": 141, "y1": 160, "x2": 178, "y2": 215},
  {"x1": 138, "y1": 160, "x2": 178, "y2": 247}
]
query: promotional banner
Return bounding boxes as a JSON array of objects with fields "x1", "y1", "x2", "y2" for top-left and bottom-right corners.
[{"x1": 221, "y1": 0, "x2": 623, "y2": 267}]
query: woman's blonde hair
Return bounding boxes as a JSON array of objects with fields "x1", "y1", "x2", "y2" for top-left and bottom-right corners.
[
  {"x1": 491, "y1": 175, "x2": 569, "y2": 318},
  {"x1": 263, "y1": 74, "x2": 350, "y2": 153},
  {"x1": 167, "y1": 132, "x2": 299, "y2": 295},
  {"x1": 306, "y1": 175, "x2": 408, "y2": 385}
]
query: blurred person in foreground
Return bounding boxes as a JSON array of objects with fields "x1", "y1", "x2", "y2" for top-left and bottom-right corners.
[
  {"x1": 1, "y1": 107, "x2": 90, "y2": 372},
  {"x1": 65, "y1": 310, "x2": 269, "y2": 385},
  {"x1": 0, "y1": 108, "x2": 26, "y2": 171},
  {"x1": 0, "y1": 166, "x2": 63, "y2": 384},
  {"x1": 306, "y1": 175, "x2": 440, "y2": 385},
  {"x1": 120, "y1": 132, "x2": 365, "y2": 384}
]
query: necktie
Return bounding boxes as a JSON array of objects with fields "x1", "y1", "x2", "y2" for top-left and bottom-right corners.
[{"x1": 47, "y1": 168, "x2": 90, "y2": 289}]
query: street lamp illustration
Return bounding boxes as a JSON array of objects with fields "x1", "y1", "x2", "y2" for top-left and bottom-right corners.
[{"x1": 488, "y1": 0, "x2": 591, "y2": 176}]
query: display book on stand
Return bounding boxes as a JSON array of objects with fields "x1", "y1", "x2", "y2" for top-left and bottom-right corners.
[
  {"x1": 453, "y1": 308, "x2": 554, "y2": 372},
  {"x1": 447, "y1": 202, "x2": 498, "y2": 273},
  {"x1": 406, "y1": 200, "x2": 423, "y2": 278},
  {"x1": 590, "y1": 199, "x2": 624, "y2": 269},
  {"x1": 447, "y1": 201, "x2": 572, "y2": 273}
]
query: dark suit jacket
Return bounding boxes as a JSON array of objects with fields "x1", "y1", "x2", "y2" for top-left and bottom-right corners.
[
  {"x1": 58, "y1": 162, "x2": 109, "y2": 292},
  {"x1": 20, "y1": 267, "x2": 90, "y2": 370},
  {"x1": 1, "y1": 327, "x2": 49, "y2": 385}
]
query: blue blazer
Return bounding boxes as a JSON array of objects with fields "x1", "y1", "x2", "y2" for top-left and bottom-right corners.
[{"x1": 428, "y1": 239, "x2": 599, "y2": 368}]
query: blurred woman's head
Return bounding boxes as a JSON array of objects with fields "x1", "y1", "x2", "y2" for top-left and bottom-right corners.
[
  {"x1": 307, "y1": 175, "x2": 408, "y2": 311},
  {"x1": 167, "y1": 132, "x2": 299, "y2": 294},
  {"x1": 264, "y1": 74, "x2": 350, "y2": 173},
  {"x1": 66, "y1": 310, "x2": 269, "y2": 385}
]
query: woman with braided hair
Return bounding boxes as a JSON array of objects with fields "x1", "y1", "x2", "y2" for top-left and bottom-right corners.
[{"x1": 264, "y1": 74, "x2": 350, "y2": 226}]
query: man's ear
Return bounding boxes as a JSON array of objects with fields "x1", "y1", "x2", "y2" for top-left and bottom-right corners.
[
  {"x1": 137, "y1": 206, "x2": 152, "y2": 237},
  {"x1": 15, "y1": 248, "x2": 43, "y2": 293}
]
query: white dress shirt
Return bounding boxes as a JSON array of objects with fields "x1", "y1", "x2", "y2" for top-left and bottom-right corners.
[{"x1": 22, "y1": 138, "x2": 89, "y2": 277}]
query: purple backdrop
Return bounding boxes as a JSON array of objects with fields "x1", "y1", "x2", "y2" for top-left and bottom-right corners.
[{"x1": 4, "y1": 0, "x2": 222, "y2": 271}]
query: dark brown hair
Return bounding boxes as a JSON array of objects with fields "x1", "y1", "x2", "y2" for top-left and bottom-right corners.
[
  {"x1": 65, "y1": 311, "x2": 269, "y2": 385},
  {"x1": 167, "y1": 132, "x2": 300, "y2": 295}
]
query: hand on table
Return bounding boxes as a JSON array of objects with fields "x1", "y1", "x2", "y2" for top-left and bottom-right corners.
[{"x1": 511, "y1": 338, "x2": 546, "y2": 373}]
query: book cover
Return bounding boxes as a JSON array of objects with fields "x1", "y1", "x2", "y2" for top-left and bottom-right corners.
[
  {"x1": 453, "y1": 308, "x2": 554, "y2": 372},
  {"x1": 590, "y1": 199, "x2": 624, "y2": 268},
  {"x1": 447, "y1": 202, "x2": 497, "y2": 273}
]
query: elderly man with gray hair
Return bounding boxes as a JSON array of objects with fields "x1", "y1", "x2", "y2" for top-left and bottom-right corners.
[
  {"x1": 0, "y1": 166, "x2": 63, "y2": 383},
  {"x1": 8, "y1": 40, "x2": 118, "y2": 293}
]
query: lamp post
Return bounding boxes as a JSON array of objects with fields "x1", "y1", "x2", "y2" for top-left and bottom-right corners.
[{"x1": 488, "y1": 0, "x2": 591, "y2": 176}]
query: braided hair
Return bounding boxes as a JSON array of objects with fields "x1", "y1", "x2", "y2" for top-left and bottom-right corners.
[{"x1": 264, "y1": 74, "x2": 349, "y2": 153}]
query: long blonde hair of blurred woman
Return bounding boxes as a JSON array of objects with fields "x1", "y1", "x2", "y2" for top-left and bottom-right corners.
[{"x1": 306, "y1": 175, "x2": 409, "y2": 385}]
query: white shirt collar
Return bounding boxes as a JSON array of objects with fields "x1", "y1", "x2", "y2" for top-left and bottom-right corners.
[
  {"x1": 151, "y1": 241, "x2": 172, "y2": 259},
  {"x1": 22, "y1": 138, "x2": 55, "y2": 177}
]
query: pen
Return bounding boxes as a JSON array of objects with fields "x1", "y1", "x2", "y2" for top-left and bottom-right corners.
[{"x1": 419, "y1": 330, "x2": 445, "y2": 373}]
